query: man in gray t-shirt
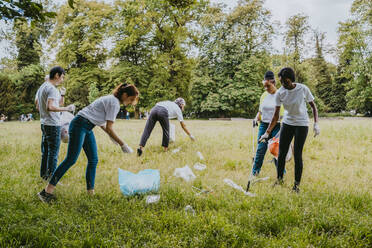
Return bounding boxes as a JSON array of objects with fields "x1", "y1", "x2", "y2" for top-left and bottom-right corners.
[
  {"x1": 35, "y1": 66, "x2": 75, "y2": 180},
  {"x1": 137, "y1": 98, "x2": 195, "y2": 156}
]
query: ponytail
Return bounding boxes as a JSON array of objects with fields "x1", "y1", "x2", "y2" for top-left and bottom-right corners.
[{"x1": 113, "y1": 83, "x2": 139, "y2": 100}]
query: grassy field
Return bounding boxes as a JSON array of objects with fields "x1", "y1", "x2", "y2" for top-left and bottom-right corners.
[{"x1": 0, "y1": 118, "x2": 371, "y2": 247}]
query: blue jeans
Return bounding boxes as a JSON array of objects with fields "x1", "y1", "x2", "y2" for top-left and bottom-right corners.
[
  {"x1": 40, "y1": 124, "x2": 61, "y2": 179},
  {"x1": 252, "y1": 122, "x2": 282, "y2": 176},
  {"x1": 49, "y1": 116, "x2": 98, "y2": 190}
]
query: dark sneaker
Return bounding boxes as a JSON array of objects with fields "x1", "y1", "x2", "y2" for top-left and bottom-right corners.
[
  {"x1": 137, "y1": 148, "x2": 143, "y2": 157},
  {"x1": 37, "y1": 189, "x2": 56, "y2": 203},
  {"x1": 292, "y1": 184, "x2": 300, "y2": 193},
  {"x1": 272, "y1": 179, "x2": 284, "y2": 187}
]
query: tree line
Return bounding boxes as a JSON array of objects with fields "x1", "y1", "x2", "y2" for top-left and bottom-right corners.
[{"x1": 0, "y1": 0, "x2": 371, "y2": 120}]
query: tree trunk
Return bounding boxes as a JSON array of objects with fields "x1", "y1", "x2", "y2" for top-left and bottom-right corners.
[{"x1": 135, "y1": 106, "x2": 140, "y2": 119}]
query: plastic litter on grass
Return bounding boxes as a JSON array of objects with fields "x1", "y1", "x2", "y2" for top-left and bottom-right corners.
[
  {"x1": 172, "y1": 148, "x2": 181, "y2": 153},
  {"x1": 196, "y1": 151, "x2": 204, "y2": 160},
  {"x1": 224, "y1": 178, "x2": 256, "y2": 197},
  {"x1": 173, "y1": 165, "x2": 196, "y2": 182},
  {"x1": 146, "y1": 195, "x2": 160, "y2": 204},
  {"x1": 193, "y1": 162, "x2": 207, "y2": 171},
  {"x1": 118, "y1": 168, "x2": 160, "y2": 196},
  {"x1": 60, "y1": 112, "x2": 74, "y2": 143},
  {"x1": 170, "y1": 123, "x2": 176, "y2": 143},
  {"x1": 184, "y1": 205, "x2": 196, "y2": 216}
]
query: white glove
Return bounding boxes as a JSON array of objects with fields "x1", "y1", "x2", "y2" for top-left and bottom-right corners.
[
  {"x1": 189, "y1": 134, "x2": 195, "y2": 141},
  {"x1": 60, "y1": 87, "x2": 66, "y2": 96},
  {"x1": 313, "y1": 122, "x2": 320, "y2": 137},
  {"x1": 258, "y1": 132, "x2": 269, "y2": 143},
  {"x1": 66, "y1": 104, "x2": 75, "y2": 112},
  {"x1": 121, "y1": 143, "x2": 133, "y2": 153},
  {"x1": 253, "y1": 118, "x2": 259, "y2": 128}
]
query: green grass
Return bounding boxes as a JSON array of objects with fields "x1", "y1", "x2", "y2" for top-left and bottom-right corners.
[
  {"x1": 0, "y1": 119, "x2": 371, "y2": 247},
  {"x1": 318, "y1": 112, "x2": 357, "y2": 118}
]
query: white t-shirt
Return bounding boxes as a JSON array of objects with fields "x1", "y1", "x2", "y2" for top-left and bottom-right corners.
[
  {"x1": 156, "y1": 101, "x2": 184, "y2": 122},
  {"x1": 78, "y1": 95, "x2": 121, "y2": 126},
  {"x1": 275, "y1": 83, "x2": 315, "y2": 126},
  {"x1": 35, "y1": 82, "x2": 61, "y2": 126},
  {"x1": 259, "y1": 92, "x2": 277, "y2": 123}
]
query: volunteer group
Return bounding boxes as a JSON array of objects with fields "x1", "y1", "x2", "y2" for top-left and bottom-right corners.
[{"x1": 35, "y1": 66, "x2": 319, "y2": 202}]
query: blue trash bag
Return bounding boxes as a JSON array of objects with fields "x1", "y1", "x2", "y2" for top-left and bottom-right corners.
[{"x1": 118, "y1": 168, "x2": 160, "y2": 196}]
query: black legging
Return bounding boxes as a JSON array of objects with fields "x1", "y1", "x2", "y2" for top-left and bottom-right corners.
[{"x1": 277, "y1": 123, "x2": 308, "y2": 185}]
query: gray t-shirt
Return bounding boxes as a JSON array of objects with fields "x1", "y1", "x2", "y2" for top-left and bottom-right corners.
[
  {"x1": 35, "y1": 82, "x2": 62, "y2": 126},
  {"x1": 156, "y1": 101, "x2": 184, "y2": 122},
  {"x1": 78, "y1": 95, "x2": 121, "y2": 126}
]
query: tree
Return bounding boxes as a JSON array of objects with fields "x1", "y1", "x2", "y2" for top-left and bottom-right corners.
[
  {"x1": 336, "y1": 0, "x2": 371, "y2": 113},
  {"x1": 12, "y1": 18, "x2": 54, "y2": 69},
  {"x1": 0, "y1": 64, "x2": 44, "y2": 119},
  {"x1": 49, "y1": 0, "x2": 113, "y2": 109},
  {"x1": 110, "y1": 0, "x2": 156, "y2": 112},
  {"x1": 283, "y1": 14, "x2": 310, "y2": 83},
  {"x1": 312, "y1": 30, "x2": 333, "y2": 110},
  {"x1": 0, "y1": 0, "x2": 56, "y2": 23},
  {"x1": 0, "y1": 1, "x2": 54, "y2": 118},
  {"x1": 88, "y1": 82, "x2": 100, "y2": 104},
  {"x1": 12, "y1": 64, "x2": 45, "y2": 115},
  {"x1": 167, "y1": 0, "x2": 197, "y2": 8},
  {"x1": 0, "y1": 0, "x2": 56, "y2": 70},
  {"x1": 0, "y1": 73, "x2": 17, "y2": 119},
  {"x1": 191, "y1": 0, "x2": 273, "y2": 117},
  {"x1": 346, "y1": 53, "x2": 372, "y2": 114},
  {"x1": 0, "y1": 0, "x2": 76, "y2": 24},
  {"x1": 111, "y1": 0, "x2": 206, "y2": 114}
]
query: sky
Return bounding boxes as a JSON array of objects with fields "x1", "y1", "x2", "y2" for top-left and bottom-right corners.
[
  {"x1": 212, "y1": 0, "x2": 354, "y2": 61},
  {"x1": 0, "y1": 0, "x2": 354, "y2": 63}
]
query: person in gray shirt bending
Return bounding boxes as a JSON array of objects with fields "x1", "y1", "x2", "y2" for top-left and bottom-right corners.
[{"x1": 137, "y1": 98, "x2": 195, "y2": 156}]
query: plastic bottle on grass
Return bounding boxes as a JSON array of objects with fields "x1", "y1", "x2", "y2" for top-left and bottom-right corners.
[
  {"x1": 184, "y1": 205, "x2": 195, "y2": 216},
  {"x1": 172, "y1": 148, "x2": 181, "y2": 153},
  {"x1": 146, "y1": 195, "x2": 160, "y2": 204},
  {"x1": 196, "y1": 151, "x2": 204, "y2": 160},
  {"x1": 193, "y1": 162, "x2": 207, "y2": 171}
]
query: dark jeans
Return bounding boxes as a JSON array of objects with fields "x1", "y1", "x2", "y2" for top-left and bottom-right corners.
[
  {"x1": 40, "y1": 124, "x2": 61, "y2": 179},
  {"x1": 252, "y1": 122, "x2": 281, "y2": 176},
  {"x1": 49, "y1": 115, "x2": 98, "y2": 190},
  {"x1": 277, "y1": 123, "x2": 308, "y2": 185},
  {"x1": 139, "y1": 105, "x2": 170, "y2": 148}
]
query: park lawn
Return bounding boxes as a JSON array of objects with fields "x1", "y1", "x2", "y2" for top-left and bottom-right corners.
[{"x1": 0, "y1": 119, "x2": 371, "y2": 247}]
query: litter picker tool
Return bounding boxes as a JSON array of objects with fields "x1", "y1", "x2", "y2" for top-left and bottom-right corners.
[{"x1": 246, "y1": 119, "x2": 257, "y2": 191}]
